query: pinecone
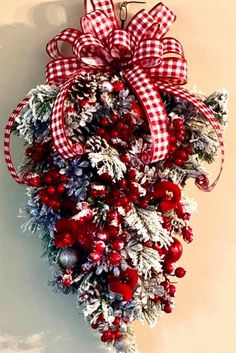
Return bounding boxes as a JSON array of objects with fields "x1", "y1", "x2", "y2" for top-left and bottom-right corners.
[
  {"x1": 85, "y1": 136, "x2": 109, "y2": 153},
  {"x1": 68, "y1": 74, "x2": 97, "y2": 103}
]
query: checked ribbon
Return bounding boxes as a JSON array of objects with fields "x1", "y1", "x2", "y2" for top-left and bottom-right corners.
[{"x1": 4, "y1": 0, "x2": 224, "y2": 191}]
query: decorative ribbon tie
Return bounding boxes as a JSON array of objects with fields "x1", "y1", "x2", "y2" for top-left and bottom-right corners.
[{"x1": 4, "y1": 1, "x2": 224, "y2": 192}]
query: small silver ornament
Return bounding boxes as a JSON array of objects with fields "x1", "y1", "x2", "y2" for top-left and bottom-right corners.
[
  {"x1": 100, "y1": 80, "x2": 113, "y2": 92},
  {"x1": 59, "y1": 248, "x2": 79, "y2": 268}
]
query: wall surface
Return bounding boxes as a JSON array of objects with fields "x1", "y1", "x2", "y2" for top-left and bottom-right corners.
[{"x1": 0, "y1": 1, "x2": 235, "y2": 353}]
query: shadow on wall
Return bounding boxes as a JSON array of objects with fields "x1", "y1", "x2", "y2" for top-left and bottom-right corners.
[{"x1": 0, "y1": 1, "x2": 103, "y2": 353}]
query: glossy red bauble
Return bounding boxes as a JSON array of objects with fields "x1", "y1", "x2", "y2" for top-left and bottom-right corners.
[{"x1": 165, "y1": 238, "x2": 183, "y2": 263}]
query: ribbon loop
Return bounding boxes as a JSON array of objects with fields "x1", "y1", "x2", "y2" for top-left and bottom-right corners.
[
  {"x1": 108, "y1": 30, "x2": 132, "y2": 60},
  {"x1": 46, "y1": 28, "x2": 81, "y2": 60},
  {"x1": 81, "y1": 10, "x2": 113, "y2": 44},
  {"x1": 132, "y1": 39, "x2": 163, "y2": 68},
  {"x1": 149, "y1": 3, "x2": 176, "y2": 38},
  {"x1": 5, "y1": 0, "x2": 224, "y2": 192},
  {"x1": 73, "y1": 34, "x2": 112, "y2": 67}
]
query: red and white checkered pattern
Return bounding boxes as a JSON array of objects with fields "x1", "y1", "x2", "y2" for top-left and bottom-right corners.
[
  {"x1": 51, "y1": 74, "x2": 85, "y2": 159},
  {"x1": 133, "y1": 39, "x2": 163, "y2": 68},
  {"x1": 159, "y1": 82, "x2": 224, "y2": 191},
  {"x1": 162, "y1": 37, "x2": 184, "y2": 56},
  {"x1": 4, "y1": 97, "x2": 30, "y2": 184},
  {"x1": 85, "y1": 0, "x2": 118, "y2": 27},
  {"x1": 150, "y1": 2, "x2": 176, "y2": 38},
  {"x1": 46, "y1": 57, "x2": 81, "y2": 84},
  {"x1": 4, "y1": 0, "x2": 224, "y2": 190},
  {"x1": 108, "y1": 30, "x2": 131, "y2": 59},
  {"x1": 124, "y1": 66, "x2": 169, "y2": 162},
  {"x1": 82, "y1": 10, "x2": 113, "y2": 44},
  {"x1": 151, "y1": 58, "x2": 188, "y2": 85},
  {"x1": 47, "y1": 28, "x2": 81, "y2": 60}
]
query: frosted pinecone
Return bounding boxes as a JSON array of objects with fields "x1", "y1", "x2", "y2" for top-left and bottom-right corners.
[
  {"x1": 85, "y1": 136, "x2": 109, "y2": 153},
  {"x1": 68, "y1": 74, "x2": 97, "y2": 102}
]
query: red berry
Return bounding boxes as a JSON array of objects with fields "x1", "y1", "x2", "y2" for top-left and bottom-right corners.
[
  {"x1": 117, "y1": 121, "x2": 125, "y2": 130},
  {"x1": 176, "y1": 132, "x2": 184, "y2": 141},
  {"x1": 168, "y1": 134, "x2": 176, "y2": 144},
  {"x1": 54, "y1": 232, "x2": 74, "y2": 248},
  {"x1": 139, "y1": 200, "x2": 148, "y2": 209},
  {"x1": 129, "y1": 194, "x2": 138, "y2": 202},
  {"x1": 173, "y1": 157, "x2": 185, "y2": 166},
  {"x1": 80, "y1": 99, "x2": 89, "y2": 108},
  {"x1": 97, "y1": 230, "x2": 110, "y2": 242},
  {"x1": 182, "y1": 226, "x2": 194, "y2": 243},
  {"x1": 111, "y1": 130, "x2": 119, "y2": 138},
  {"x1": 112, "y1": 239, "x2": 124, "y2": 251},
  {"x1": 47, "y1": 186, "x2": 56, "y2": 195},
  {"x1": 113, "y1": 331, "x2": 122, "y2": 340},
  {"x1": 109, "y1": 252, "x2": 122, "y2": 266},
  {"x1": 57, "y1": 184, "x2": 65, "y2": 193},
  {"x1": 164, "y1": 303, "x2": 172, "y2": 313},
  {"x1": 93, "y1": 241, "x2": 106, "y2": 252},
  {"x1": 144, "y1": 241, "x2": 152, "y2": 247},
  {"x1": 100, "y1": 117, "x2": 110, "y2": 127},
  {"x1": 28, "y1": 176, "x2": 41, "y2": 187},
  {"x1": 131, "y1": 101, "x2": 143, "y2": 118},
  {"x1": 124, "y1": 204, "x2": 132, "y2": 212},
  {"x1": 110, "y1": 226, "x2": 120, "y2": 237},
  {"x1": 59, "y1": 174, "x2": 68, "y2": 183},
  {"x1": 175, "y1": 267, "x2": 186, "y2": 278},
  {"x1": 119, "y1": 179, "x2": 127, "y2": 188},
  {"x1": 98, "y1": 313, "x2": 105, "y2": 322},
  {"x1": 169, "y1": 284, "x2": 176, "y2": 297},
  {"x1": 110, "y1": 114, "x2": 118, "y2": 122},
  {"x1": 44, "y1": 175, "x2": 52, "y2": 184},
  {"x1": 173, "y1": 118, "x2": 184, "y2": 130},
  {"x1": 153, "y1": 295, "x2": 161, "y2": 303},
  {"x1": 113, "y1": 316, "x2": 121, "y2": 326},
  {"x1": 164, "y1": 262, "x2": 175, "y2": 274},
  {"x1": 49, "y1": 199, "x2": 61, "y2": 210},
  {"x1": 185, "y1": 145, "x2": 193, "y2": 154},
  {"x1": 120, "y1": 154, "x2": 129, "y2": 164},
  {"x1": 128, "y1": 169, "x2": 137, "y2": 180},
  {"x1": 120, "y1": 196, "x2": 129, "y2": 206},
  {"x1": 113, "y1": 81, "x2": 124, "y2": 92},
  {"x1": 176, "y1": 149, "x2": 189, "y2": 161},
  {"x1": 101, "y1": 330, "x2": 113, "y2": 342},
  {"x1": 97, "y1": 127, "x2": 105, "y2": 136},
  {"x1": 62, "y1": 276, "x2": 72, "y2": 288},
  {"x1": 161, "y1": 280, "x2": 170, "y2": 289},
  {"x1": 89, "y1": 251, "x2": 102, "y2": 264},
  {"x1": 51, "y1": 170, "x2": 60, "y2": 180},
  {"x1": 91, "y1": 322, "x2": 99, "y2": 329},
  {"x1": 169, "y1": 145, "x2": 177, "y2": 154}
]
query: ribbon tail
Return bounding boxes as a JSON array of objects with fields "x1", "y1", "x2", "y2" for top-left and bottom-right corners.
[
  {"x1": 123, "y1": 66, "x2": 169, "y2": 164},
  {"x1": 159, "y1": 82, "x2": 224, "y2": 192},
  {"x1": 51, "y1": 74, "x2": 85, "y2": 159},
  {"x1": 4, "y1": 96, "x2": 31, "y2": 185}
]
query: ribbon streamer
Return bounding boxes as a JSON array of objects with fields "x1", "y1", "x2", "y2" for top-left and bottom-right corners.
[{"x1": 4, "y1": 1, "x2": 224, "y2": 192}]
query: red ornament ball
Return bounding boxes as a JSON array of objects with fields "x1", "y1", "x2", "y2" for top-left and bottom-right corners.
[{"x1": 166, "y1": 238, "x2": 183, "y2": 263}]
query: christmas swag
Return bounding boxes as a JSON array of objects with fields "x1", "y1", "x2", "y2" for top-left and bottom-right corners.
[{"x1": 4, "y1": 1, "x2": 228, "y2": 353}]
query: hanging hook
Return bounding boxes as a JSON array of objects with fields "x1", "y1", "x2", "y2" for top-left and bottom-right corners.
[{"x1": 119, "y1": 1, "x2": 146, "y2": 29}]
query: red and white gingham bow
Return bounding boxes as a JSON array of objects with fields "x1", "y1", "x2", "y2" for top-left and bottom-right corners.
[{"x1": 4, "y1": 1, "x2": 224, "y2": 191}]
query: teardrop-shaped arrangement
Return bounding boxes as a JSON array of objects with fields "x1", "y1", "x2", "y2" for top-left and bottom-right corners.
[{"x1": 4, "y1": 2, "x2": 228, "y2": 353}]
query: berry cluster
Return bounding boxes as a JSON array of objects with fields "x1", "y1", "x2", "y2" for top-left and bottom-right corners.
[{"x1": 19, "y1": 74, "x2": 203, "y2": 350}]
